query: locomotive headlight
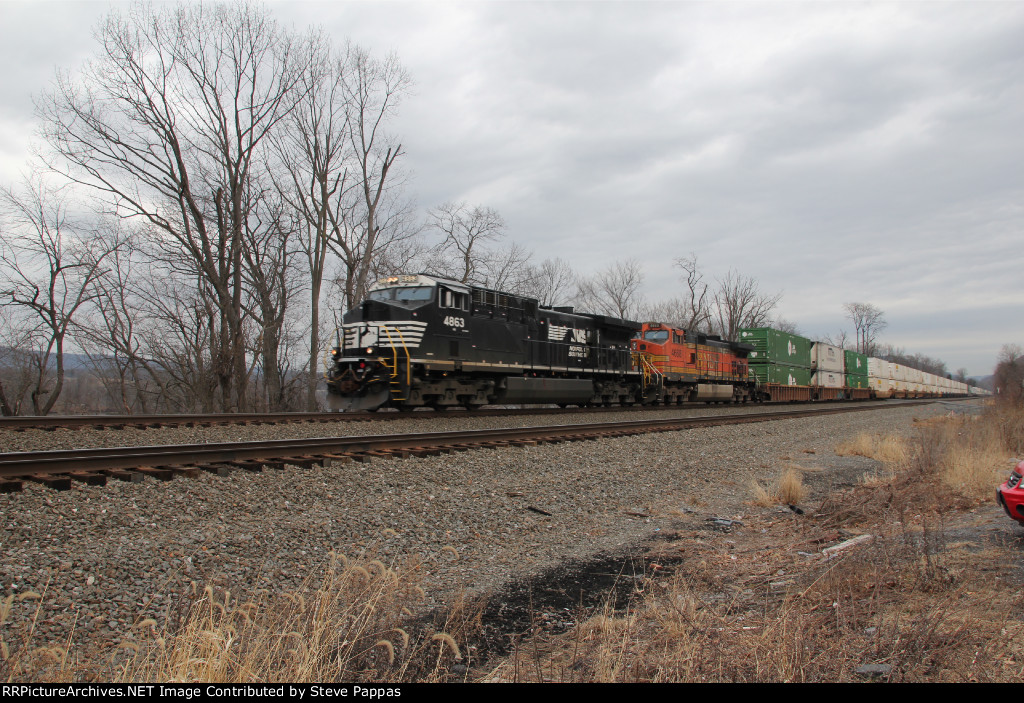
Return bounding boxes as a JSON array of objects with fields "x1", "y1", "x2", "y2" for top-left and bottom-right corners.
[{"x1": 366, "y1": 347, "x2": 374, "y2": 354}]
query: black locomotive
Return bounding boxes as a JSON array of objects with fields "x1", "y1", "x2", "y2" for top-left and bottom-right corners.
[{"x1": 325, "y1": 274, "x2": 645, "y2": 411}]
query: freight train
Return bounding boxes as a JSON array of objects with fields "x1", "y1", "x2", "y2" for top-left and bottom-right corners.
[{"x1": 325, "y1": 274, "x2": 983, "y2": 411}]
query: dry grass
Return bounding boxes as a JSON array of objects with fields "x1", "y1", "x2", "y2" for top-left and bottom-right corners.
[
  {"x1": 837, "y1": 432, "x2": 910, "y2": 465},
  {"x1": 931, "y1": 418, "x2": 1011, "y2": 500},
  {"x1": 1, "y1": 552, "x2": 479, "y2": 683},
  {"x1": 491, "y1": 404, "x2": 1024, "y2": 683},
  {"x1": 488, "y1": 518, "x2": 1024, "y2": 682},
  {"x1": 751, "y1": 467, "x2": 807, "y2": 507}
]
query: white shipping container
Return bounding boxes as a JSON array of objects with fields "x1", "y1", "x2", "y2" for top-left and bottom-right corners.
[
  {"x1": 813, "y1": 370, "x2": 844, "y2": 388},
  {"x1": 868, "y1": 358, "x2": 888, "y2": 378},
  {"x1": 870, "y1": 376, "x2": 893, "y2": 398},
  {"x1": 811, "y1": 343, "x2": 845, "y2": 372}
]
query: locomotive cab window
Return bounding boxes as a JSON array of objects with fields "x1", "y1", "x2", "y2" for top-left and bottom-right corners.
[
  {"x1": 644, "y1": 330, "x2": 670, "y2": 343},
  {"x1": 367, "y1": 286, "x2": 434, "y2": 309},
  {"x1": 440, "y1": 287, "x2": 469, "y2": 311}
]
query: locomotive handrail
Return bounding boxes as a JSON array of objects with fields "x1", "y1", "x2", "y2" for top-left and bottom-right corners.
[
  {"x1": 380, "y1": 325, "x2": 412, "y2": 386},
  {"x1": 631, "y1": 351, "x2": 663, "y2": 392}
]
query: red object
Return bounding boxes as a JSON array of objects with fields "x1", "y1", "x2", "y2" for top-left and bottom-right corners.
[
  {"x1": 629, "y1": 322, "x2": 748, "y2": 382},
  {"x1": 997, "y1": 460, "x2": 1024, "y2": 525}
]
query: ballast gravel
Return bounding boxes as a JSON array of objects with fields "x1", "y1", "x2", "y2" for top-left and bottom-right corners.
[{"x1": 0, "y1": 402, "x2": 956, "y2": 658}]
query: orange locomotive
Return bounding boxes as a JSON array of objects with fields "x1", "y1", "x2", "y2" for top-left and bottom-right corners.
[{"x1": 629, "y1": 322, "x2": 756, "y2": 404}]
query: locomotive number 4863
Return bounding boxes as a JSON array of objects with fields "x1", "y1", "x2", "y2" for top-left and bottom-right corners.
[{"x1": 443, "y1": 316, "x2": 465, "y2": 328}]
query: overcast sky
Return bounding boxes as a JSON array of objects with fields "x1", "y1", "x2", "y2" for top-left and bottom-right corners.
[{"x1": 0, "y1": 0, "x2": 1021, "y2": 376}]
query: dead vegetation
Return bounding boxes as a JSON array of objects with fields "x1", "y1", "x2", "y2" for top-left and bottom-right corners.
[
  {"x1": 489, "y1": 405, "x2": 1024, "y2": 683},
  {"x1": 1, "y1": 551, "x2": 483, "y2": 683},
  {"x1": 751, "y1": 467, "x2": 807, "y2": 507},
  {"x1": 4, "y1": 404, "x2": 1023, "y2": 683}
]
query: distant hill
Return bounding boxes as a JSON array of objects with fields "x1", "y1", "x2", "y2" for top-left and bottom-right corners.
[
  {"x1": 972, "y1": 375, "x2": 994, "y2": 391},
  {"x1": 0, "y1": 348, "x2": 104, "y2": 372}
]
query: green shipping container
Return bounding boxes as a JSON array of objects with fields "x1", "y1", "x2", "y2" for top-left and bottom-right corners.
[
  {"x1": 845, "y1": 374, "x2": 870, "y2": 389},
  {"x1": 844, "y1": 350, "x2": 868, "y2": 375},
  {"x1": 738, "y1": 327, "x2": 813, "y2": 368},
  {"x1": 749, "y1": 362, "x2": 812, "y2": 386}
]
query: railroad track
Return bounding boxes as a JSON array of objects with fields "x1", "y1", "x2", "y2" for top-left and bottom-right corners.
[
  {"x1": 0, "y1": 397, "x2": 950, "y2": 431},
  {"x1": 0, "y1": 401, "x2": 941, "y2": 493}
]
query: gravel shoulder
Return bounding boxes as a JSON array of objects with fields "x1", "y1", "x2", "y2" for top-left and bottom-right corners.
[{"x1": 0, "y1": 402, "x2": 953, "y2": 664}]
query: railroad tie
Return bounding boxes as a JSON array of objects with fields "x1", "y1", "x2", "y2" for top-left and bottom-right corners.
[
  {"x1": 69, "y1": 471, "x2": 107, "y2": 486},
  {"x1": 164, "y1": 465, "x2": 202, "y2": 478},
  {"x1": 102, "y1": 469, "x2": 144, "y2": 483},
  {"x1": 198, "y1": 464, "x2": 233, "y2": 476},
  {"x1": 405, "y1": 447, "x2": 443, "y2": 457},
  {"x1": 362, "y1": 450, "x2": 398, "y2": 460},
  {"x1": 134, "y1": 466, "x2": 174, "y2": 481},
  {"x1": 225, "y1": 460, "x2": 264, "y2": 472},
  {"x1": 319, "y1": 454, "x2": 353, "y2": 466},
  {"x1": 26, "y1": 474, "x2": 72, "y2": 491},
  {"x1": 0, "y1": 480, "x2": 24, "y2": 493},
  {"x1": 432, "y1": 445, "x2": 459, "y2": 454},
  {"x1": 281, "y1": 456, "x2": 322, "y2": 469}
]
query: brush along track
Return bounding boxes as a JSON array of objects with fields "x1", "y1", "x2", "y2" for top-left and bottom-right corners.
[{"x1": 0, "y1": 401, "x2": 937, "y2": 493}]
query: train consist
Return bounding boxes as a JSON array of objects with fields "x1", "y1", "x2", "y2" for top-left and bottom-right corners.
[{"x1": 325, "y1": 274, "x2": 985, "y2": 411}]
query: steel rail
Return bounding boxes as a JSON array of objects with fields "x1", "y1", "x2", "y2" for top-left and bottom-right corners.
[
  {"x1": 0, "y1": 401, "x2": 938, "y2": 480},
  {"x1": 0, "y1": 397, "x2": 960, "y2": 431}
]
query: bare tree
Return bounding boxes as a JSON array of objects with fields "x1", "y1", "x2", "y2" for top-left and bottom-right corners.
[
  {"x1": 771, "y1": 317, "x2": 803, "y2": 336},
  {"x1": 75, "y1": 226, "x2": 165, "y2": 413},
  {"x1": 338, "y1": 45, "x2": 414, "y2": 308},
  {"x1": 480, "y1": 242, "x2": 536, "y2": 295},
  {"x1": 39, "y1": 1, "x2": 308, "y2": 411},
  {"x1": 425, "y1": 202, "x2": 507, "y2": 284},
  {"x1": 574, "y1": 259, "x2": 645, "y2": 319},
  {"x1": 239, "y1": 181, "x2": 300, "y2": 411},
  {"x1": 823, "y1": 329, "x2": 852, "y2": 350},
  {"x1": 639, "y1": 297, "x2": 696, "y2": 328},
  {"x1": 272, "y1": 38, "x2": 414, "y2": 408},
  {"x1": 994, "y1": 344, "x2": 1024, "y2": 406},
  {"x1": 672, "y1": 253, "x2": 713, "y2": 331},
  {"x1": 136, "y1": 275, "x2": 223, "y2": 412},
  {"x1": 0, "y1": 177, "x2": 118, "y2": 415},
  {"x1": 843, "y1": 302, "x2": 887, "y2": 356},
  {"x1": 526, "y1": 257, "x2": 577, "y2": 307},
  {"x1": 711, "y1": 270, "x2": 781, "y2": 341},
  {"x1": 0, "y1": 306, "x2": 40, "y2": 416}
]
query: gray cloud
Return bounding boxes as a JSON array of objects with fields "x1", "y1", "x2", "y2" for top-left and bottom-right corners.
[{"x1": 0, "y1": 0, "x2": 1019, "y2": 375}]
